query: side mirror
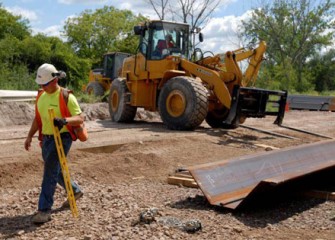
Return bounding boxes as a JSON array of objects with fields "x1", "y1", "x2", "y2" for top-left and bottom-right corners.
[
  {"x1": 199, "y1": 33, "x2": 204, "y2": 42},
  {"x1": 134, "y1": 26, "x2": 143, "y2": 35}
]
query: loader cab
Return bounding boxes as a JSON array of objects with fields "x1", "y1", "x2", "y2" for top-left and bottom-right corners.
[
  {"x1": 102, "y1": 52, "x2": 132, "y2": 80},
  {"x1": 135, "y1": 21, "x2": 190, "y2": 60}
]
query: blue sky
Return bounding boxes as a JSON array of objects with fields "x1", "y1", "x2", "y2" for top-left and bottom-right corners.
[{"x1": 1, "y1": 0, "x2": 259, "y2": 52}]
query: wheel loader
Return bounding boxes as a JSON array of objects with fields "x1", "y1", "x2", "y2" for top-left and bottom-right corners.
[
  {"x1": 84, "y1": 52, "x2": 131, "y2": 97},
  {"x1": 108, "y1": 20, "x2": 287, "y2": 130}
]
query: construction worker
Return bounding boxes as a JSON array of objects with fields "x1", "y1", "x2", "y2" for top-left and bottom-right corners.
[{"x1": 24, "y1": 63, "x2": 84, "y2": 224}]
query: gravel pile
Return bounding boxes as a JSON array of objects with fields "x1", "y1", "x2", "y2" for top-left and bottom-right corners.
[{"x1": 0, "y1": 174, "x2": 334, "y2": 240}]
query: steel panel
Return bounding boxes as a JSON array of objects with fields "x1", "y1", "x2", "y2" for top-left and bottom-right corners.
[{"x1": 189, "y1": 140, "x2": 335, "y2": 209}]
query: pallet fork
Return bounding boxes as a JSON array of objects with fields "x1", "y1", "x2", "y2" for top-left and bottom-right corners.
[{"x1": 225, "y1": 85, "x2": 287, "y2": 126}]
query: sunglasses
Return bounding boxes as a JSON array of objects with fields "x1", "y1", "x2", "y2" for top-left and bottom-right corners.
[{"x1": 40, "y1": 78, "x2": 55, "y2": 87}]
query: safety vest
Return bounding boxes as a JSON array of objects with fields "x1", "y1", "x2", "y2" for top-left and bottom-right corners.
[{"x1": 35, "y1": 88, "x2": 77, "y2": 142}]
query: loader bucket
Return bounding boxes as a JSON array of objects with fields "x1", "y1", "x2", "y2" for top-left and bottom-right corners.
[{"x1": 188, "y1": 140, "x2": 335, "y2": 209}]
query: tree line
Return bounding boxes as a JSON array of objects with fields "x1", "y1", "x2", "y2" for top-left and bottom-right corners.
[
  {"x1": 0, "y1": 5, "x2": 145, "y2": 92},
  {"x1": 241, "y1": 0, "x2": 335, "y2": 93},
  {"x1": 0, "y1": 1, "x2": 334, "y2": 95}
]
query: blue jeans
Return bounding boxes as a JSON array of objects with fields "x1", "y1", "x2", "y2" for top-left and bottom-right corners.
[{"x1": 38, "y1": 132, "x2": 81, "y2": 212}]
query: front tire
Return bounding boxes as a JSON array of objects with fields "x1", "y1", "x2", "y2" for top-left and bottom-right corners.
[
  {"x1": 86, "y1": 82, "x2": 105, "y2": 97},
  {"x1": 108, "y1": 78, "x2": 137, "y2": 122},
  {"x1": 205, "y1": 107, "x2": 229, "y2": 128},
  {"x1": 158, "y1": 76, "x2": 208, "y2": 130},
  {"x1": 206, "y1": 108, "x2": 241, "y2": 129}
]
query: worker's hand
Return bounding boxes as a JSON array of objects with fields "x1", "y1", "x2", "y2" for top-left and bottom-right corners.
[
  {"x1": 24, "y1": 136, "x2": 32, "y2": 151},
  {"x1": 53, "y1": 117, "x2": 67, "y2": 130}
]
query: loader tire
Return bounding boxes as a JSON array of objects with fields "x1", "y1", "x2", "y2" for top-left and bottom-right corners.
[
  {"x1": 205, "y1": 108, "x2": 229, "y2": 128},
  {"x1": 205, "y1": 107, "x2": 240, "y2": 129},
  {"x1": 108, "y1": 78, "x2": 137, "y2": 122},
  {"x1": 221, "y1": 120, "x2": 239, "y2": 129},
  {"x1": 86, "y1": 82, "x2": 105, "y2": 97},
  {"x1": 158, "y1": 76, "x2": 208, "y2": 130}
]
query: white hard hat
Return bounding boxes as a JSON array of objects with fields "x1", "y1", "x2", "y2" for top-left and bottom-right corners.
[{"x1": 35, "y1": 63, "x2": 58, "y2": 85}]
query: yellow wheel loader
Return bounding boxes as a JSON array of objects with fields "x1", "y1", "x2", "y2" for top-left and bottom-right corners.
[
  {"x1": 85, "y1": 52, "x2": 131, "y2": 97},
  {"x1": 108, "y1": 20, "x2": 287, "y2": 130}
]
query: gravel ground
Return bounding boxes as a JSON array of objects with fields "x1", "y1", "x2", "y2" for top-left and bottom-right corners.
[
  {"x1": 0, "y1": 101, "x2": 334, "y2": 240},
  {"x1": 1, "y1": 178, "x2": 334, "y2": 240}
]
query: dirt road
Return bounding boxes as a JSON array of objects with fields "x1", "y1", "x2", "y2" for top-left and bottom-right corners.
[{"x1": 0, "y1": 102, "x2": 334, "y2": 239}]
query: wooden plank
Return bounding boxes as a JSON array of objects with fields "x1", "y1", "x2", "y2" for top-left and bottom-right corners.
[
  {"x1": 173, "y1": 172, "x2": 193, "y2": 179},
  {"x1": 167, "y1": 176, "x2": 198, "y2": 188},
  {"x1": 302, "y1": 190, "x2": 335, "y2": 201},
  {"x1": 254, "y1": 143, "x2": 280, "y2": 150}
]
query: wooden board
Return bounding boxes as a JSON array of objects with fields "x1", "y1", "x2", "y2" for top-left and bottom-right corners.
[
  {"x1": 302, "y1": 190, "x2": 335, "y2": 201},
  {"x1": 167, "y1": 175, "x2": 198, "y2": 188}
]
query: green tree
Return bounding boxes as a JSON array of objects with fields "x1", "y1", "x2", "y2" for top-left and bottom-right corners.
[
  {"x1": 0, "y1": 5, "x2": 33, "y2": 90},
  {"x1": 0, "y1": 4, "x2": 30, "y2": 40},
  {"x1": 18, "y1": 34, "x2": 90, "y2": 91},
  {"x1": 241, "y1": 0, "x2": 335, "y2": 92},
  {"x1": 63, "y1": 6, "x2": 147, "y2": 63},
  {"x1": 0, "y1": 35, "x2": 21, "y2": 66},
  {"x1": 308, "y1": 49, "x2": 335, "y2": 92}
]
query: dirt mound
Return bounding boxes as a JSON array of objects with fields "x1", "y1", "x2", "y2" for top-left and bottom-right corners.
[
  {"x1": 0, "y1": 102, "x2": 35, "y2": 127},
  {"x1": 0, "y1": 101, "x2": 160, "y2": 127},
  {"x1": 80, "y1": 102, "x2": 110, "y2": 121}
]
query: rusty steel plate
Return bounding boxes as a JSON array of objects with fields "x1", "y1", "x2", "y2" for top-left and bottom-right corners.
[{"x1": 188, "y1": 140, "x2": 335, "y2": 209}]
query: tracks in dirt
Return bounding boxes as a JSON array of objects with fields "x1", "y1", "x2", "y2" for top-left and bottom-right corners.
[
  {"x1": 0, "y1": 120, "x2": 327, "y2": 148},
  {"x1": 241, "y1": 124, "x2": 334, "y2": 140}
]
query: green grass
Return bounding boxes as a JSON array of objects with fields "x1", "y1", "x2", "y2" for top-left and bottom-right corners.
[
  {"x1": 76, "y1": 92, "x2": 103, "y2": 103},
  {"x1": 76, "y1": 90, "x2": 109, "y2": 103}
]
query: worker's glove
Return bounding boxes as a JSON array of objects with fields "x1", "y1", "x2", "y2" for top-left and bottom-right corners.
[{"x1": 53, "y1": 117, "x2": 67, "y2": 130}]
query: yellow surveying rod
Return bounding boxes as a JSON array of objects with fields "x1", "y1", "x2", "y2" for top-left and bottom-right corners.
[{"x1": 48, "y1": 108, "x2": 79, "y2": 218}]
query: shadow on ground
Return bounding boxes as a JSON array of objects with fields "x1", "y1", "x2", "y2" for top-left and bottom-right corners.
[
  {"x1": 170, "y1": 189, "x2": 325, "y2": 228},
  {"x1": 0, "y1": 213, "x2": 38, "y2": 238}
]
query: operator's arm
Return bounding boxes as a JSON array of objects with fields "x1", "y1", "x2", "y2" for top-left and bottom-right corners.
[{"x1": 24, "y1": 118, "x2": 39, "y2": 151}]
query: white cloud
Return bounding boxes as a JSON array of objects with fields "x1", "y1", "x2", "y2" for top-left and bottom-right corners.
[
  {"x1": 8, "y1": 0, "x2": 255, "y2": 54},
  {"x1": 32, "y1": 25, "x2": 63, "y2": 38},
  {"x1": 116, "y1": 1, "x2": 157, "y2": 18},
  {"x1": 199, "y1": 10, "x2": 253, "y2": 53},
  {"x1": 5, "y1": 6, "x2": 38, "y2": 22},
  {"x1": 58, "y1": 0, "x2": 108, "y2": 4}
]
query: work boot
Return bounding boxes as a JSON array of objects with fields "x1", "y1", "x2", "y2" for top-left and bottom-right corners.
[
  {"x1": 31, "y1": 211, "x2": 51, "y2": 224},
  {"x1": 61, "y1": 191, "x2": 83, "y2": 209}
]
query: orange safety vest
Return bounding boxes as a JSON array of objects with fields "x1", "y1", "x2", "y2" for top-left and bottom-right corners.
[{"x1": 35, "y1": 88, "x2": 77, "y2": 142}]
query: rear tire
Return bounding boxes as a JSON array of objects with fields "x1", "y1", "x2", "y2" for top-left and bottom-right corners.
[
  {"x1": 158, "y1": 76, "x2": 208, "y2": 130},
  {"x1": 108, "y1": 78, "x2": 137, "y2": 122},
  {"x1": 86, "y1": 82, "x2": 105, "y2": 97}
]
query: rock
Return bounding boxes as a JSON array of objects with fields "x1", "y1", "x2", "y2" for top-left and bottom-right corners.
[
  {"x1": 232, "y1": 226, "x2": 243, "y2": 233},
  {"x1": 139, "y1": 208, "x2": 160, "y2": 224},
  {"x1": 182, "y1": 219, "x2": 202, "y2": 233},
  {"x1": 17, "y1": 230, "x2": 25, "y2": 235}
]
